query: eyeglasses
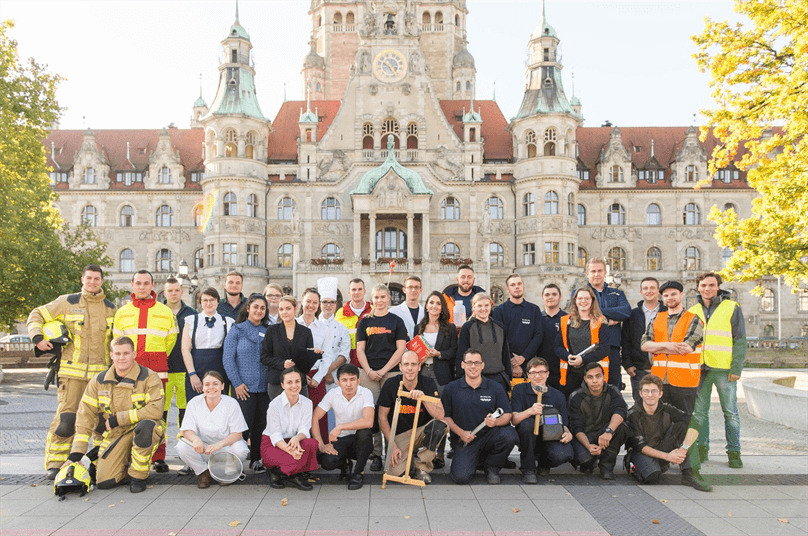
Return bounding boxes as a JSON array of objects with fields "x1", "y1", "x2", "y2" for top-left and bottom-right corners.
[
  {"x1": 463, "y1": 361, "x2": 483, "y2": 367},
  {"x1": 321, "y1": 300, "x2": 336, "y2": 305},
  {"x1": 640, "y1": 389, "x2": 661, "y2": 395},
  {"x1": 265, "y1": 294, "x2": 282, "y2": 299},
  {"x1": 527, "y1": 370, "x2": 549, "y2": 377}
]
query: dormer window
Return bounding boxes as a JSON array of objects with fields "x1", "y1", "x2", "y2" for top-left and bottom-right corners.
[
  {"x1": 715, "y1": 168, "x2": 739, "y2": 183},
  {"x1": 608, "y1": 165, "x2": 624, "y2": 183},
  {"x1": 685, "y1": 165, "x2": 698, "y2": 182},
  {"x1": 158, "y1": 166, "x2": 172, "y2": 184},
  {"x1": 639, "y1": 170, "x2": 664, "y2": 183},
  {"x1": 83, "y1": 167, "x2": 96, "y2": 185}
]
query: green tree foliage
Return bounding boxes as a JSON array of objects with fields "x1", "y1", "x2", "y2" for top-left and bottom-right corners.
[
  {"x1": 0, "y1": 21, "x2": 119, "y2": 329},
  {"x1": 693, "y1": 0, "x2": 808, "y2": 289}
]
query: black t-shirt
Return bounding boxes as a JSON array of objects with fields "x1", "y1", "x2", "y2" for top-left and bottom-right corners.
[
  {"x1": 378, "y1": 374, "x2": 439, "y2": 433},
  {"x1": 356, "y1": 313, "x2": 408, "y2": 370},
  {"x1": 408, "y1": 306, "x2": 420, "y2": 325}
]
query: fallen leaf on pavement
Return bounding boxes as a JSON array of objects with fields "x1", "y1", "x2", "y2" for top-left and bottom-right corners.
[
  {"x1": 147, "y1": 485, "x2": 153, "y2": 489},
  {"x1": 404, "y1": 516, "x2": 411, "y2": 519},
  {"x1": 778, "y1": 519, "x2": 789, "y2": 524},
  {"x1": 227, "y1": 521, "x2": 241, "y2": 527},
  {"x1": 512, "y1": 508, "x2": 520, "y2": 513},
  {"x1": 659, "y1": 499, "x2": 668, "y2": 503},
  {"x1": 281, "y1": 498, "x2": 288, "y2": 506},
  {"x1": 651, "y1": 519, "x2": 660, "y2": 524},
  {"x1": 108, "y1": 504, "x2": 115, "y2": 508},
  {"x1": 727, "y1": 512, "x2": 732, "y2": 517},
  {"x1": 30, "y1": 484, "x2": 37, "y2": 487}
]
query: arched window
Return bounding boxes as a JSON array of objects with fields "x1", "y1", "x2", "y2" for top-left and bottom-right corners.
[
  {"x1": 544, "y1": 191, "x2": 559, "y2": 215},
  {"x1": 223, "y1": 192, "x2": 237, "y2": 216},
  {"x1": 683, "y1": 203, "x2": 701, "y2": 225},
  {"x1": 523, "y1": 193, "x2": 535, "y2": 217},
  {"x1": 485, "y1": 196, "x2": 504, "y2": 220},
  {"x1": 422, "y1": 12, "x2": 431, "y2": 24},
  {"x1": 607, "y1": 247, "x2": 626, "y2": 271},
  {"x1": 158, "y1": 166, "x2": 171, "y2": 184},
  {"x1": 362, "y1": 123, "x2": 374, "y2": 150},
  {"x1": 567, "y1": 193, "x2": 575, "y2": 216},
  {"x1": 346, "y1": 11, "x2": 355, "y2": 25},
  {"x1": 224, "y1": 129, "x2": 237, "y2": 157},
  {"x1": 685, "y1": 165, "x2": 698, "y2": 182},
  {"x1": 761, "y1": 288, "x2": 776, "y2": 312},
  {"x1": 456, "y1": 81, "x2": 461, "y2": 92},
  {"x1": 120, "y1": 249, "x2": 135, "y2": 273},
  {"x1": 646, "y1": 203, "x2": 661, "y2": 225},
  {"x1": 441, "y1": 196, "x2": 460, "y2": 220},
  {"x1": 577, "y1": 204, "x2": 587, "y2": 226},
  {"x1": 120, "y1": 205, "x2": 134, "y2": 227},
  {"x1": 763, "y1": 325, "x2": 776, "y2": 338},
  {"x1": 245, "y1": 131, "x2": 256, "y2": 159},
  {"x1": 406, "y1": 123, "x2": 418, "y2": 150},
  {"x1": 82, "y1": 205, "x2": 98, "y2": 227},
  {"x1": 466, "y1": 81, "x2": 472, "y2": 92},
  {"x1": 489, "y1": 242, "x2": 504, "y2": 268},
  {"x1": 193, "y1": 205, "x2": 204, "y2": 228},
  {"x1": 194, "y1": 248, "x2": 204, "y2": 270},
  {"x1": 441, "y1": 242, "x2": 460, "y2": 259},
  {"x1": 321, "y1": 243, "x2": 342, "y2": 261},
  {"x1": 435, "y1": 11, "x2": 443, "y2": 24},
  {"x1": 277, "y1": 197, "x2": 296, "y2": 220},
  {"x1": 802, "y1": 324, "x2": 808, "y2": 337},
  {"x1": 156, "y1": 248, "x2": 173, "y2": 272},
  {"x1": 609, "y1": 165, "x2": 624, "y2": 183},
  {"x1": 455, "y1": 14, "x2": 460, "y2": 26},
  {"x1": 376, "y1": 227, "x2": 407, "y2": 259},
  {"x1": 544, "y1": 128, "x2": 557, "y2": 156},
  {"x1": 83, "y1": 167, "x2": 96, "y2": 184},
  {"x1": 321, "y1": 197, "x2": 341, "y2": 220},
  {"x1": 723, "y1": 202, "x2": 737, "y2": 213},
  {"x1": 381, "y1": 118, "x2": 400, "y2": 149},
  {"x1": 607, "y1": 203, "x2": 625, "y2": 225},
  {"x1": 526, "y1": 130, "x2": 537, "y2": 158},
  {"x1": 684, "y1": 246, "x2": 701, "y2": 270},
  {"x1": 246, "y1": 194, "x2": 258, "y2": 218},
  {"x1": 277, "y1": 243, "x2": 293, "y2": 268},
  {"x1": 577, "y1": 247, "x2": 588, "y2": 268},
  {"x1": 333, "y1": 11, "x2": 342, "y2": 25},
  {"x1": 646, "y1": 247, "x2": 662, "y2": 271},
  {"x1": 685, "y1": 289, "x2": 699, "y2": 309},
  {"x1": 156, "y1": 205, "x2": 173, "y2": 227}
]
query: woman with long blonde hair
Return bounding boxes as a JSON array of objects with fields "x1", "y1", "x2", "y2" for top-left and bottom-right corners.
[{"x1": 555, "y1": 288, "x2": 610, "y2": 397}]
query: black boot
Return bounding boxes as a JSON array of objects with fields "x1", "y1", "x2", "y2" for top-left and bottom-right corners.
[{"x1": 681, "y1": 468, "x2": 712, "y2": 492}]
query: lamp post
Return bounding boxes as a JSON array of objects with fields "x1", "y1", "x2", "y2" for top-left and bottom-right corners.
[{"x1": 176, "y1": 259, "x2": 199, "y2": 305}]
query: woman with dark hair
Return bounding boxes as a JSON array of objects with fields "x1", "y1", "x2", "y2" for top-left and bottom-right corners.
[
  {"x1": 554, "y1": 287, "x2": 610, "y2": 397},
  {"x1": 182, "y1": 287, "x2": 235, "y2": 402},
  {"x1": 176, "y1": 371, "x2": 249, "y2": 488},
  {"x1": 415, "y1": 291, "x2": 457, "y2": 392},
  {"x1": 223, "y1": 294, "x2": 270, "y2": 473},
  {"x1": 261, "y1": 296, "x2": 316, "y2": 400},
  {"x1": 456, "y1": 293, "x2": 512, "y2": 392}
]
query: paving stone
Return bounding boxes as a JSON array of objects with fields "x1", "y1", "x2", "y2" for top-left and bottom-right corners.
[
  {"x1": 685, "y1": 516, "x2": 743, "y2": 536},
  {"x1": 0, "y1": 515, "x2": 72, "y2": 531},
  {"x1": 471, "y1": 484, "x2": 529, "y2": 500},
  {"x1": 519, "y1": 484, "x2": 576, "y2": 501},
  {"x1": 242, "y1": 515, "x2": 309, "y2": 534},
  {"x1": 779, "y1": 486, "x2": 808, "y2": 500},
  {"x1": 118, "y1": 515, "x2": 188, "y2": 531},
  {"x1": 699, "y1": 499, "x2": 773, "y2": 518},
  {"x1": 138, "y1": 497, "x2": 206, "y2": 517},
  {"x1": 420, "y1": 484, "x2": 476, "y2": 499},
  {"x1": 754, "y1": 499, "x2": 808, "y2": 518},
  {"x1": 725, "y1": 516, "x2": 807, "y2": 536},
  {"x1": 193, "y1": 498, "x2": 261, "y2": 517},
  {"x1": 306, "y1": 514, "x2": 368, "y2": 531},
  {"x1": 427, "y1": 513, "x2": 493, "y2": 533},
  {"x1": 84, "y1": 497, "x2": 151, "y2": 516},
  {"x1": 368, "y1": 497, "x2": 426, "y2": 517},
  {"x1": 0, "y1": 498, "x2": 37, "y2": 517},
  {"x1": 661, "y1": 499, "x2": 718, "y2": 518},
  {"x1": 256, "y1": 496, "x2": 316, "y2": 517},
  {"x1": 54, "y1": 515, "x2": 131, "y2": 533},
  {"x1": 368, "y1": 514, "x2": 431, "y2": 533},
  {"x1": 312, "y1": 497, "x2": 370, "y2": 517}
]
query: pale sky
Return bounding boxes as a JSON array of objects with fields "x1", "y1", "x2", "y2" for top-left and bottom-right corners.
[{"x1": 1, "y1": 0, "x2": 737, "y2": 130}]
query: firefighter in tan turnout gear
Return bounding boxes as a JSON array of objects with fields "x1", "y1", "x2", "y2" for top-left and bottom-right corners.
[
  {"x1": 27, "y1": 265, "x2": 116, "y2": 479},
  {"x1": 66, "y1": 336, "x2": 165, "y2": 493}
]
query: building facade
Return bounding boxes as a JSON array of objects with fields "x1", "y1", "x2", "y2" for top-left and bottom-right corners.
[{"x1": 43, "y1": 1, "x2": 808, "y2": 338}]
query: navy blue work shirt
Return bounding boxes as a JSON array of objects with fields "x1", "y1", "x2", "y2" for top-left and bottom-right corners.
[
  {"x1": 510, "y1": 382, "x2": 569, "y2": 427},
  {"x1": 441, "y1": 376, "x2": 512, "y2": 442},
  {"x1": 492, "y1": 299, "x2": 544, "y2": 362}
]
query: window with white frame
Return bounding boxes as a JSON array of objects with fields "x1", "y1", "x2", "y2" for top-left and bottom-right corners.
[
  {"x1": 247, "y1": 194, "x2": 258, "y2": 218},
  {"x1": 247, "y1": 244, "x2": 259, "y2": 267},
  {"x1": 277, "y1": 243, "x2": 293, "y2": 268},
  {"x1": 544, "y1": 242, "x2": 559, "y2": 264},
  {"x1": 646, "y1": 203, "x2": 661, "y2": 225},
  {"x1": 321, "y1": 197, "x2": 341, "y2": 220},
  {"x1": 489, "y1": 242, "x2": 504, "y2": 268},
  {"x1": 156, "y1": 205, "x2": 173, "y2": 227},
  {"x1": 485, "y1": 196, "x2": 504, "y2": 220},
  {"x1": 544, "y1": 191, "x2": 559, "y2": 215},
  {"x1": 441, "y1": 196, "x2": 460, "y2": 220},
  {"x1": 523, "y1": 243, "x2": 536, "y2": 265},
  {"x1": 120, "y1": 249, "x2": 135, "y2": 273},
  {"x1": 607, "y1": 203, "x2": 625, "y2": 225},
  {"x1": 223, "y1": 192, "x2": 237, "y2": 216},
  {"x1": 82, "y1": 205, "x2": 98, "y2": 227},
  {"x1": 277, "y1": 197, "x2": 296, "y2": 220},
  {"x1": 120, "y1": 205, "x2": 134, "y2": 227},
  {"x1": 158, "y1": 166, "x2": 172, "y2": 184},
  {"x1": 523, "y1": 193, "x2": 535, "y2": 217},
  {"x1": 222, "y1": 243, "x2": 237, "y2": 265}
]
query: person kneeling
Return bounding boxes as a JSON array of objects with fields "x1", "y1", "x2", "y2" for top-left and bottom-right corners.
[
  {"x1": 378, "y1": 351, "x2": 447, "y2": 484},
  {"x1": 260, "y1": 367, "x2": 319, "y2": 491},
  {"x1": 624, "y1": 374, "x2": 711, "y2": 492},
  {"x1": 568, "y1": 363, "x2": 629, "y2": 480},
  {"x1": 511, "y1": 358, "x2": 573, "y2": 484},
  {"x1": 312, "y1": 364, "x2": 375, "y2": 490},
  {"x1": 66, "y1": 337, "x2": 164, "y2": 493},
  {"x1": 442, "y1": 350, "x2": 518, "y2": 485},
  {"x1": 176, "y1": 371, "x2": 250, "y2": 489}
]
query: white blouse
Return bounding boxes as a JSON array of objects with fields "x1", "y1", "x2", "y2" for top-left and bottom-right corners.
[
  {"x1": 180, "y1": 395, "x2": 248, "y2": 445},
  {"x1": 263, "y1": 391, "x2": 313, "y2": 445},
  {"x1": 185, "y1": 313, "x2": 234, "y2": 350}
]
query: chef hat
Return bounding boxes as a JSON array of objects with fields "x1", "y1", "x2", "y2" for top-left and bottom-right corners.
[{"x1": 317, "y1": 277, "x2": 339, "y2": 301}]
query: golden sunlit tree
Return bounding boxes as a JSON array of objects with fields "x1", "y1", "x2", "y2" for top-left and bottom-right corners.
[{"x1": 693, "y1": 0, "x2": 808, "y2": 290}]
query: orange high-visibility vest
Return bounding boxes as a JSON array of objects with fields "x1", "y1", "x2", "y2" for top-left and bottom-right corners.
[
  {"x1": 559, "y1": 315, "x2": 608, "y2": 385},
  {"x1": 649, "y1": 311, "x2": 702, "y2": 388}
]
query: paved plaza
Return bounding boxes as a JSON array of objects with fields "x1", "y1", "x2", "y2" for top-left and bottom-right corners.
[{"x1": 1, "y1": 369, "x2": 806, "y2": 536}]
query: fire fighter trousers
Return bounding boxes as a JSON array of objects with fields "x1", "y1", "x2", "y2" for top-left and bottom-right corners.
[
  {"x1": 152, "y1": 377, "x2": 168, "y2": 462},
  {"x1": 45, "y1": 377, "x2": 101, "y2": 470},
  {"x1": 95, "y1": 419, "x2": 164, "y2": 488}
]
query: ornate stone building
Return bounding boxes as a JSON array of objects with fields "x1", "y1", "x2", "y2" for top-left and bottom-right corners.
[{"x1": 43, "y1": 1, "x2": 808, "y2": 338}]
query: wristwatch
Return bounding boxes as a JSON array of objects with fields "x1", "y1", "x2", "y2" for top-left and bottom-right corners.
[{"x1": 604, "y1": 427, "x2": 613, "y2": 434}]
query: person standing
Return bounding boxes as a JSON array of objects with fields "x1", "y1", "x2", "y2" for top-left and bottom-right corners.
[
  {"x1": 161, "y1": 277, "x2": 196, "y2": 475},
  {"x1": 585, "y1": 258, "x2": 631, "y2": 387},
  {"x1": 622, "y1": 277, "x2": 665, "y2": 404},
  {"x1": 66, "y1": 337, "x2": 164, "y2": 493},
  {"x1": 335, "y1": 278, "x2": 372, "y2": 366},
  {"x1": 27, "y1": 264, "x2": 116, "y2": 479},
  {"x1": 641, "y1": 281, "x2": 703, "y2": 415},
  {"x1": 182, "y1": 288, "x2": 235, "y2": 402},
  {"x1": 113, "y1": 270, "x2": 177, "y2": 473},
  {"x1": 456, "y1": 294, "x2": 512, "y2": 392},
  {"x1": 390, "y1": 276, "x2": 425, "y2": 339},
  {"x1": 539, "y1": 284, "x2": 567, "y2": 390},
  {"x1": 493, "y1": 274, "x2": 544, "y2": 381},
  {"x1": 688, "y1": 272, "x2": 746, "y2": 469},
  {"x1": 356, "y1": 284, "x2": 408, "y2": 470},
  {"x1": 316, "y1": 277, "x2": 351, "y2": 391},
  {"x1": 442, "y1": 349, "x2": 518, "y2": 485},
  {"x1": 262, "y1": 296, "x2": 316, "y2": 400},
  {"x1": 217, "y1": 271, "x2": 246, "y2": 321},
  {"x1": 263, "y1": 283, "x2": 284, "y2": 326},
  {"x1": 223, "y1": 294, "x2": 270, "y2": 474},
  {"x1": 444, "y1": 265, "x2": 485, "y2": 325}
]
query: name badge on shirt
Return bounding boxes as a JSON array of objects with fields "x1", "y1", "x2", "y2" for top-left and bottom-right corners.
[
  {"x1": 259, "y1": 332, "x2": 265, "y2": 338},
  {"x1": 521, "y1": 319, "x2": 531, "y2": 325},
  {"x1": 479, "y1": 395, "x2": 492, "y2": 403}
]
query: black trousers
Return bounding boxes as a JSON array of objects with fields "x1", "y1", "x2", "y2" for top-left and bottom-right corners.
[
  {"x1": 662, "y1": 385, "x2": 698, "y2": 417},
  {"x1": 319, "y1": 428, "x2": 373, "y2": 475},
  {"x1": 571, "y1": 423, "x2": 629, "y2": 469},
  {"x1": 236, "y1": 391, "x2": 270, "y2": 463}
]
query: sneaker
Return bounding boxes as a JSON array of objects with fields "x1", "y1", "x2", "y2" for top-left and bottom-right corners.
[
  {"x1": 521, "y1": 472, "x2": 538, "y2": 485},
  {"x1": 348, "y1": 473, "x2": 364, "y2": 490},
  {"x1": 177, "y1": 465, "x2": 193, "y2": 476},
  {"x1": 152, "y1": 460, "x2": 169, "y2": 473},
  {"x1": 433, "y1": 458, "x2": 445, "y2": 470},
  {"x1": 339, "y1": 460, "x2": 353, "y2": 481},
  {"x1": 197, "y1": 469, "x2": 211, "y2": 489},
  {"x1": 286, "y1": 474, "x2": 314, "y2": 491},
  {"x1": 415, "y1": 469, "x2": 431, "y2": 484},
  {"x1": 698, "y1": 445, "x2": 709, "y2": 464},
  {"x1": 370, "y1": 456, "x2": 383, "y2": 472},
  {"x1": 46, "y1": 468, "x2": 60, "y2": 480},
  {"x1": 129, "y1": 478, "x2": 147, "y2": 493},
  {"x1": 681, "y1": 468, "x2": 712, "y2": 492},
  {"x1": 727, "y1": 451, "x2": 743, "y2": 469},
  {"x1": 486, "y1": 467, "x2": 501, "y2": 485},
  {"x1": 598, "y1": 463, "x2": 615, "y2": 480},
  {"x1": 250, "y1": 460, "x2": 267, "y2": 474},
  {"x1": 578, "y1": 459, "x2": 595, "y2": 475}
]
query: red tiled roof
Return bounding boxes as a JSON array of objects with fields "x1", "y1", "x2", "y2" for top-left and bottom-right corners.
[
  {"x1": 438, "y1": 100, "x2": 513, "y2": 162},
  {"x1": 266, "y1": 101, "x2": 342, "y2": 162}
]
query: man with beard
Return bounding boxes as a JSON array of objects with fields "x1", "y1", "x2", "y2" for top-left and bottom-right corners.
[
  {"x1": 217, "y1": 271, "x2": 246, "y2": 320},
  {"x1": 539, "y1": 284, "x2": 567, "y2": 390},
  {"x1": 622, "y1": 277, "x2": 665, "y2": 405},
  {"x1": 444, "y1": 265, "x2": 485, "y2": 325},
  {"x1": 493, "y1": 274, "x2": 543, "y2": 380}
]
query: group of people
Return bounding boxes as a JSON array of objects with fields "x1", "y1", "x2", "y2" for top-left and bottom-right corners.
[{"x1": 27, "y1": 258, "x2": 746, "y2": 494}]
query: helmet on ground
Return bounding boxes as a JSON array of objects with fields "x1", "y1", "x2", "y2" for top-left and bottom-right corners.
[
  {"x1": 54, "y1": 462, "x2": 91, "y2": 499},
  {"x1": 42, "y1": 321, "x2": 70, "y2": 345}
]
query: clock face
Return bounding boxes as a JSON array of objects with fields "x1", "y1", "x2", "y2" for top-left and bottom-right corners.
[{"x1": 373, "y1": 49, "x2": 408, "y2": 83}]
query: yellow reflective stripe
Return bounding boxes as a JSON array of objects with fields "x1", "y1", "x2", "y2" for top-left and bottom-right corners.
[
  {"x1": 131, "y1": 449, "x2": 151, "y2": 462},
  {"x1": 37, "y1": 306, "x2": 54, "y2": 323},
  {"x1": 81, "y1": 395, "x2": 99, "y2": 408},
  {"x1": 131, "y1": 394, "x2": 147, "y2": 402},
  {"x1": 124, "y1": 327, "x2": 175, "y2": 337},
  {"x1": 87, "y1": 364, "x2": 108, "y2": 373},
  {"x1": 129, "y1": 409, "x2": 139, "y2": 423},
  {"x1": 704, "y1": 344, "x2": 733, "y2": 352},
  {"x1": 71, "y1": 336, "x2": 82, "y2": 362},
  {"x1": 50, "y1": 453, "x2": 69, "y2": 461},
  {"x1": 64, "y1": 314, "x2": 83, "y2": 322},
  {"x1": 73, "y1": 434, "x2": 90, "y2": 444},
  {"x1": 156, "y1": 372, "x2": 168, "y2": 380},
  {"x1": 29, "y1": 322, "x2": 43, "y2": 330}
]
